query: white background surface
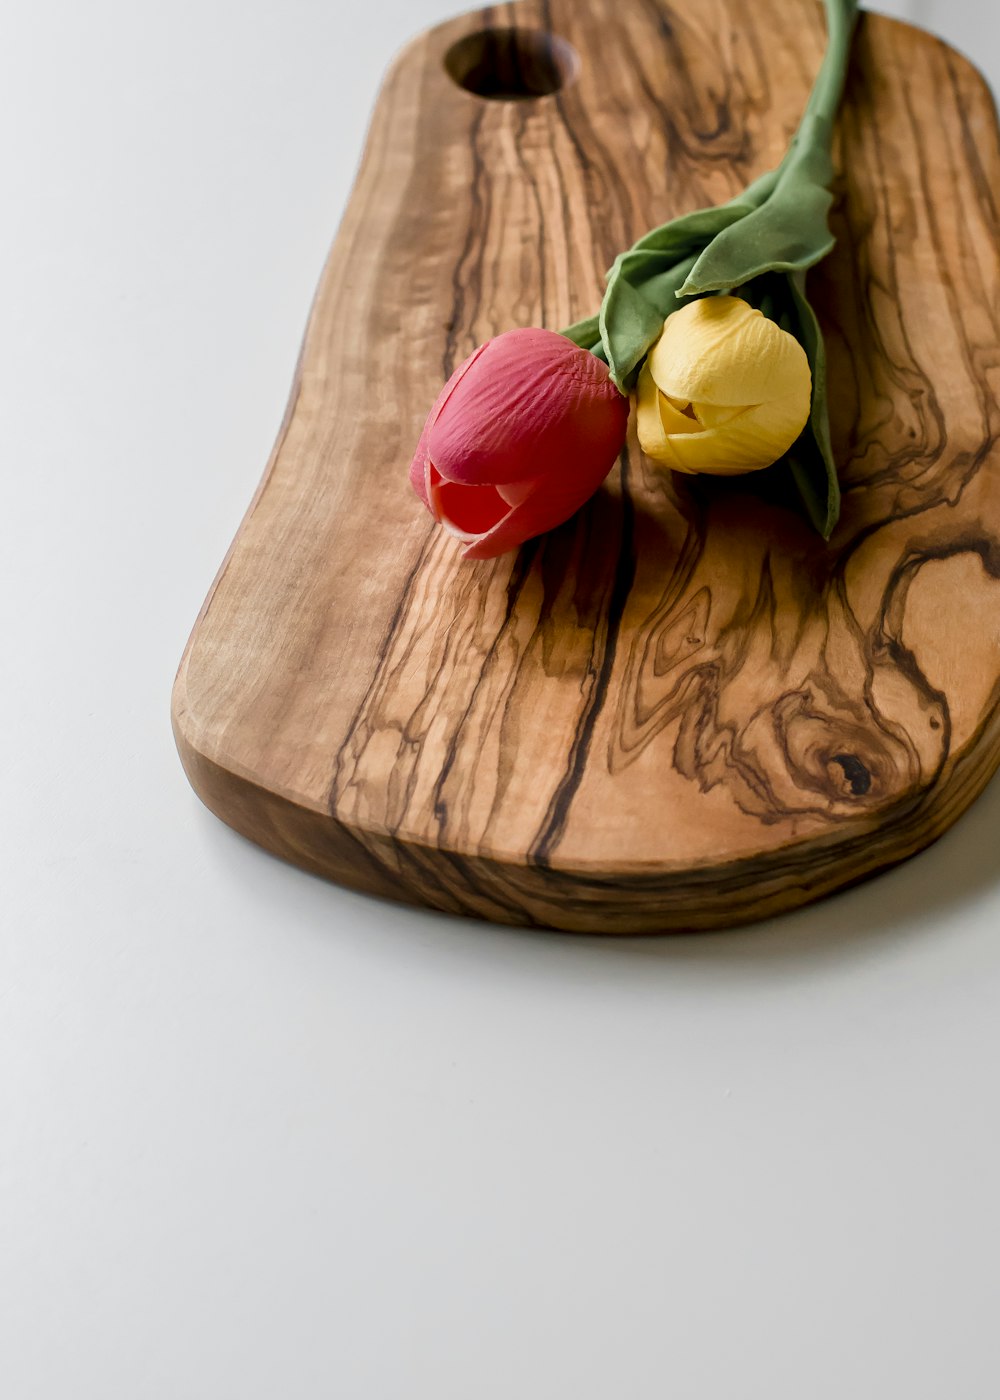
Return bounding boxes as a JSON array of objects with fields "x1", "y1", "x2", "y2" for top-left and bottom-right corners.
[{"x1": 3, "y1": 2, "x2": 999, "y2": 1396}]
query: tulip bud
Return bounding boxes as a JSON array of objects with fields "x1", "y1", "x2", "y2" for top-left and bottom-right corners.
[
  {"x1": 409, "y1": 328, "x2": 629, "y2": 560},
  {"x1": 636, "y1": 294, "x2": 811, "y2": 475}
]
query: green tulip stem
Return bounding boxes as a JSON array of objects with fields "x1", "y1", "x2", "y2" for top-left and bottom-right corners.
[{"x1": 805, "y1": 0, "x2": 860, "y2": 132}]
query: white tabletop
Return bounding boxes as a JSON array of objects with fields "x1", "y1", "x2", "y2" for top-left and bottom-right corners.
[{"x1": 3, "y1": 2, "x2": 999, "y2": 1396}]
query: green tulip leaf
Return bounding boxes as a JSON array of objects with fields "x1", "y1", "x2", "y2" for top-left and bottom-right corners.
[
  {"x1": 679, "y1": 118, "x2": 837, "y2": 295},
  {"x1": 785, "y1": 269, "x2": 840, "y2": 537},
  {"x1": 599, "y1": 254, "x2": 701, "y2": 391},
  {"x1": 739, "y1": 272, "x2": 840, "y2": 537}
]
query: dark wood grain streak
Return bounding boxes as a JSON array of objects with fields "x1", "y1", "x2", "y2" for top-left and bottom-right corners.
[{"x1": 172, "y1": 0, "x2": 1000, "y2": 932}]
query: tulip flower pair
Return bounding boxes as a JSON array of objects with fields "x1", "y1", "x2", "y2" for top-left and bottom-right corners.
[
  {"x1": 409, "y1": 299, "x2": 812, "y2": 559},
  {"x1": 409, "y1": 0, "x2": 857, "y2": 560}
]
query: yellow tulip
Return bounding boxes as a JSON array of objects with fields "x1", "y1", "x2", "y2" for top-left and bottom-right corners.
[{"x1": 635, "y1": 294, "x2": 811, "y2": 475}]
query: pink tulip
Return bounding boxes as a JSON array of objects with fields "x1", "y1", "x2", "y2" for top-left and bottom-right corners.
[{"x1": 408, "y1": 328, "x2": 629, "y2": 561}]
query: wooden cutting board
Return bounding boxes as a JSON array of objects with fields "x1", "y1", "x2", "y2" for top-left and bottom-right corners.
[{"x1": 172, "y1": 0, "x2": 1000, "y2": 933}]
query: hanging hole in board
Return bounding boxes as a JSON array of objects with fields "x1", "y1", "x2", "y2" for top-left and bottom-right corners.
[{"x1": 444, "y1": 27, "x2": 579, "y2": 100}]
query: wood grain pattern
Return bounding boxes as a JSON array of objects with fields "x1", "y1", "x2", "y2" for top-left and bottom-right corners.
[{"x1": 172, "y1": 0, "x2": 1000, "y2": 932}]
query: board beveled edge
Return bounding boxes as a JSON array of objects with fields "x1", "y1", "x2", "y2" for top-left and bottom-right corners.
[{"x1": 171, "y1": 677, "x2": 1000, "y2": 933}]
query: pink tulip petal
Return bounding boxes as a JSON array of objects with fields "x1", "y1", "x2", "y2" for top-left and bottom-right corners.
[
  {"x1": 497, "y1": 479, "x2": 537, "y2": 508},
  {"x1": 459, "y1": 486, "x2": 575, "y2": 560},
  {"x1": 408, "y1": 440, "x2": 431, "y2": 508},
  {"x1": 408, "y1": 342, "x2": 490, "y2": 509},
  {"x1": 457, "y1": 444, "x2": 620, "y2": 561},
  {"x1": 428, "y1": 329, "x2": 627, "y2": 488},
  {"x1": 429, "y1": 471, "x2": 512, "y2": 540}
]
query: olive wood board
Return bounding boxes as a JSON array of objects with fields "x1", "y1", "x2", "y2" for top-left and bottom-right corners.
[{"x1": 172, "y1": 0, "x2": 1000, "y2": 933}]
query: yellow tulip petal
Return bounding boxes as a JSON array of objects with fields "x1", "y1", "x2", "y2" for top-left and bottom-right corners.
[
  {"x1": 635, "y1": 358, "x2": 680, "y2": 462},
  {"x1": 647, "y1": 295, "x2": 810, "y2": 409},
  {"x1": 659, "y1": 394, "x2": 703, "y2": 434},
  {"x1": 636, "y1": 386, "x2": 704, "y2": 473},
  {"x1": 721, "y1": 391, "x2": 812, "y2": 469},
  {"x1": 636, "y1": 361, "x2": 673, "y2": 462},
  {"x1": 691, "y1": 400, "x2": 745, "y2": 428},
  {"x1": 657, "y1": 391, "x2": 810, "y2": 476}
]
